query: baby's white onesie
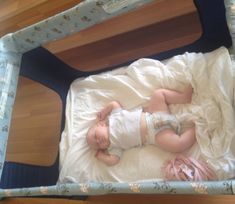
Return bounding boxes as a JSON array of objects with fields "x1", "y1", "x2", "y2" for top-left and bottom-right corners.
[{"x1": 108, "y1": 108, "x2": 142, "y2": 157}]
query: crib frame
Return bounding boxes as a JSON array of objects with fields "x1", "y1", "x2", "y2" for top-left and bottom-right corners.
[{"x1": 0, "y1": 0, "x2": 235, "y2": 198}]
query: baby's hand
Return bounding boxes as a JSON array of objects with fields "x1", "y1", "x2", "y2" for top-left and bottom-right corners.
[
  {"x1": 97, "y1": 112, "x2": 102, "y2": 121},
  {"x1": 95, "y1": 150, "x2": 120, "y2": 166},
  {"x1": 97, "y1": 110, "x2": 106, "y2": 121}
]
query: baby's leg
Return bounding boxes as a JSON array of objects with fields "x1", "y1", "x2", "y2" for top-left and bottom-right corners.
[
  {"x1": 146, "y1": 85, "x2": 193, "y2": 113},
  {"x1": 155, "y1": 126, "x2": 196, "y2": 153}
]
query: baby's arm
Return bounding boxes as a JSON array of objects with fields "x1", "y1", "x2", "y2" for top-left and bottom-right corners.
[
  {"x1": 96, "y1": 150, "x2": 120, "y2": 166},
  {"x1": 97, "y1": 101, "x2": 121, "y2": 121}
]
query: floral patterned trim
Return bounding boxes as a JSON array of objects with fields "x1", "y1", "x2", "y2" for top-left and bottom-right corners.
[
  {"x1": 0, "y1": 50, "x2": 21, "y2": 182},
  {"x1": 232, "y1": 180, "x2": 235, "y2": 194},
  {"x1": 0, "y1": 181, "x2": 233, "y2": 198},
  {"x1": 2, "y1": 0, "x2": 153, "y2": 54},
  {"x1": 225, "y1": 0, "x2": 235, "y2": 52}
]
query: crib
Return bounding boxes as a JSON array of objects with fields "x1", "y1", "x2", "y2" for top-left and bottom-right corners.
[{"x1": 0, "y1": 0, "x2": 234, "y2": 199}]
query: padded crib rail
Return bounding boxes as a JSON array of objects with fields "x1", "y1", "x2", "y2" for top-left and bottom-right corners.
[
  {"x1": 0, "y1": 0, "x2": 235, "y2": 198},
  {"x1": 1, "y1": 0, "x2": 154, "y2": 53},
  {"x1": 0, "y1": 181, "x2": 234, "y2": 197},
  {"x1": 226, "y1": 0, "x2": 235, "y2": 52}
]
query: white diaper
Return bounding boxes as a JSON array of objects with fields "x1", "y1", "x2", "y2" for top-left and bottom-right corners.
[{"x1": 145, "y1": 112, "x2": 181, "y2": 145}]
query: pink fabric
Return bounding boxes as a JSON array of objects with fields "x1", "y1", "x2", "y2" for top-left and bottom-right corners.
[{"x1": 163, "y1": 155, "x2": 217, "y2": 181}]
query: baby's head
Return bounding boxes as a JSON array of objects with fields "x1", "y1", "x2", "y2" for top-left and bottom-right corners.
[{"x1": 86, "y1": 121, "x2": 110, "y2": 150}]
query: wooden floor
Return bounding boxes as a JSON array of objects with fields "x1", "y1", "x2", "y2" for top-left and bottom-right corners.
[
  {"x1": 1, "y1": 0, "x2": 235, "y2": 203},
  {"x1": 0, "y1": 0, "x2": 83, "y2": 37},
  {"x1": 6, "y1": 77, "x2": 62, "y2": 166}
]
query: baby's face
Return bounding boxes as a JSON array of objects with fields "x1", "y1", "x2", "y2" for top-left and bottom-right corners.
[{"x1": 86, "y1": 121, "x2": 110, "y2": 150}]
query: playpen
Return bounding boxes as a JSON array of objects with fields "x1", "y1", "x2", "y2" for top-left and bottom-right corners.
[{"x1": 0, "y1": 0, "x2": 234, "y2": 199}]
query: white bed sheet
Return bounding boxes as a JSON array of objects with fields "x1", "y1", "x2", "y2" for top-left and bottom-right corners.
[{"x1": 58, "y1": 47, "x2": 235, "y2": 183}]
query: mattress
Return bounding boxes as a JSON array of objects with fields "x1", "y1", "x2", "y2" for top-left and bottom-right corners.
[{"x1": 58, "y1": 47, "x2": 235, "y2": 183}]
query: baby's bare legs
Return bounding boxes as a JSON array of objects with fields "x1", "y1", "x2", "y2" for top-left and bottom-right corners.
[
  {"x1": 145, "y1": 85, "x2": 193, "y2": 113},
  {"x1": 145, "y1": 85, "x2": 195, "y2": 152},
  {"x1": 155, "y1": 127, "x2": 196, "y2": 153}
]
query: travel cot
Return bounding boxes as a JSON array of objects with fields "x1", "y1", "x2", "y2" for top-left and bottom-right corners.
[{"x1": 0, "y1": 0, "x2": 234, "y2": 198}]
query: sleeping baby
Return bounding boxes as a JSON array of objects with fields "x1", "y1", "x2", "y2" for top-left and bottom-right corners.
[{"x1": 86, "y1": 85, "x2": 195, "y2": 166}]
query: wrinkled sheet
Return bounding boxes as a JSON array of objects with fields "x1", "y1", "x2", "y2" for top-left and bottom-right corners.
[{"x1": 58, "y1": 47, "x2": 235, "y2": 183}]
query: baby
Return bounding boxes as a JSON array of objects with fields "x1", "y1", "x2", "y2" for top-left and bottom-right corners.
[{"x1": 86, "y1": 86, "x2": 195, "y2": 166}]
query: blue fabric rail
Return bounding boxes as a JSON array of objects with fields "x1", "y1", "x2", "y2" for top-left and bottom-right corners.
[{"x1": 0, "y1": 181, "x2": 234, "y2": 197}]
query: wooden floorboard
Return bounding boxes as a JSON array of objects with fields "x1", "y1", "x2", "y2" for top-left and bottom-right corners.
[
  {"x1": 0, "y1": 0, "x2": 82, "y2": 37},
  {"x1": 6, "y1": 77, "x2": 62, "y2": 166},
  {"x1": 55, "y1": 12, "x2": 201, "y2": 71}
]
